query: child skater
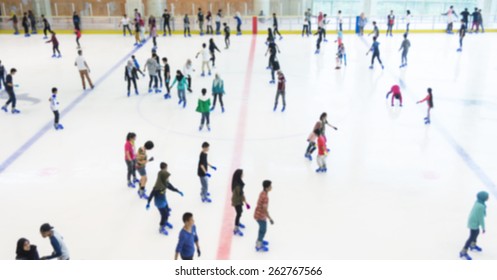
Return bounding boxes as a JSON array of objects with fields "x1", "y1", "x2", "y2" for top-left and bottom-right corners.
[
  {"x1": 266, "y1": 27, "x2": 274, "y2": 45},
  {"x1": 366, "y1": 36, "x2": 384, "y2": 69},
  {"x1": 49, "y1": 87, "x2": 64, "y2": 130},
  {"x1": 124, "y1": 60, "x2": 139, "y2": 97},
  {"x1": 386, "y1": 84, "x2": 403, "y2": 107},
  {"x1": 335, "y1": 43, "x2": 345, "y2": 69},
  {"x1": 196, "y1": 88, "x2": 211, "y2": 131},
  {"x1": 459, "y1": 191, "x2": 489, "y2": 260},
  {"x1": 399, "y1": 33, "x2": 411, "y2": 67},
  {"x1": 232, "y1": 169, "x2": 250, "y2": 236},
  {"x1": 254, "y1": 180, "x2": 274, "y2": 252},
  {"x1": 315, "y1": 27, "x2": 324, "y2": 54},
  {"x1": 146, "y1": 162, "x2": 184, "y2": 236},
  {"x1": 209, "y1": 38, "x2": 221, "y2": 68},
  {"x1": 162, "y1": 57, "x2": 171, "y2": 97},
  {"x1": 197, "y1": 142, "x2": 217, "y2": 203},
  {"x1": 175, "y1": 213, "x2": 201, "y2": 260},
  {"x1": 75, "y1": 29, "x2": 81, "y2": 49},
  {"x1": 315, "y1": 129, "x2": 328, "y2": 173},
  {"x1": 136, "y1": 141, "x2": 155, "y2": 200},
  {"x1": 46, "y1": 31, "x2": 61, "y2": 58},
  {"x1": 124, "y1": 132, "x2": 139, "y2": 188},
  {"x1": 317, "y1": 112, "x2": 338, "y2": 141},
  {"x1": 223, "y1": 22, "x2": 231, "y2": 49},
  {"x1": 457, "y1": 19, "x2": 466, "y2": 52},
  {"x1": 210, "y1": 73, "x2": 225, "y2": 113},
  {"x1": 416, "y1": 88, "x2": 434, "y2": 124},
  {"x1": 304, "y1": 128, "x2": 320, "y2": 161},
  {"x1": 170, "y1": 70, "x2": 189, "y2": 107}
]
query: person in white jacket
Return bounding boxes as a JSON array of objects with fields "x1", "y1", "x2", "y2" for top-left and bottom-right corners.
[
  {"x1": 183, "y1": 59, "x2": 195, "y2": 93},
  {"x1": 195, "y1": 43, "x2": 211, "y2": 77},
  {"x1": 49, "y1": 87, "x2": 64, "y2": 130}
]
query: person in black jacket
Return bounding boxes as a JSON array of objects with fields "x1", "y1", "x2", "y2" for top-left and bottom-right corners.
[
  {"x1": 28, "y1": 10, "x2": 37, "y2": 34},
  {"x1": 162, "y1": 9, "x2": 171, "y2": 36},
  {"x1": 73, "y1": 11, "x2": 81, "y2": 31},
  {"x1": 22, "y1": 13, "x2": 30, "y2": 37},
  {"x1": 208, "y1": 38, "x2": 221, "y2": 67},
  {"x1": 16, "y1": 238, "x2": 40, "y2": 260},
  {"x1": 125, "y1": 60, "x2": 139, "y2": 97}
]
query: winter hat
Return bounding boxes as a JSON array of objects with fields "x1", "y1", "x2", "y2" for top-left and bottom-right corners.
[{"x1": 477, "y1": 191, "x2": 489, "y2": 204}]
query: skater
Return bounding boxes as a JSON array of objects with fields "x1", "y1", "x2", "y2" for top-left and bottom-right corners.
[
  {"x1": 337, "y1": 10, "x2": 343, "y2": 31},
  {"x1": 457, "y1": 19, "x2": 466, "y2": 52},
  {"x1": 15, "y1": 238, "x2": 40, "y2": 260},
  {"x1": 73, "y1": 11, "x2": 81, "y2": 31},
  {"x1": 197, "y1": 8, "x2": 205, "y2": 35},
  {"x1": 119, "y1": 14, "x2": 132, "y2": 36},
  {"x1": 175, "y1": 213, "x2": 201, "y2": 260},
  {"x1": 22, "y1": 13, "x2": 30, "y2": 37},
  {"x1": 215, "y1": 9, "x2": 223, "y2": 35},
  {"x1": 197, "y1": 142, "x2": 217, "y2": 202},
  {"x1": 195, "y1": 43, "x2": 212, "y2": 77},
  {"x1": 39, "y1": 223, "x2": 69, "y2": 260},
  {"x1": 317, "y1": 112, "x2": 338, "y2": 141},
  {"x1": 124, "y1": 132, "x2": 138, "y2": 188},
  {"x1": 232, "y1": 169, "x2": 250, "y2": 236},
  {"x1": 416, "y1": 88, "x2": 434, "y2": 124},
  {"x1": 124, "y1": 60, "x2": 139, "y2": 97},
  {"x1": 478, "y1": 9, "x2": 484, "y2": 33},
  {"x1": 366, "y1": 36, "x2": 384, "y2": 69},
  {"x1": 269, "y1": 57, "x2": 281, "y2": 84},
  {"x1": 459, "y1": 191, "x2": 489, "y2": 260},
  {"x1": 234, "y1": 12, "x2": 242, "y2": 35},
  {"x1": 162, "y1": 57, "x2": 171, "y2": 97},
  {"x1": 162, "y1": 9, "x2": 172, "y2": 36},
  {"x1": 386, "y1": 10, "x2": 395, "y2": 36},
  {"x1": 49, "y1": 87, "x2": 64, "y2": 130},
  {"x1": 272, "y1": 13, "x2": 282, "y2": 40},
  {"x1": 315, "y1": 27, "x2": 324, "y2": 54},
  {"x1": 304, "y1": 128, "x2": 320, "y2": 161},
  {"x1": 150, "y1": 20, "x2": 158, "y2": 49},
  {"x1": 131, "y1": 55, "x2": 145, "y2": 77},
  {"x1": 273, "y1": 70, "x2": 286, "y2": 112},
  {"x1": 442, "y1": 6, "x2": 457, "y2": 34},
  {"x1": 399, "y1": 33, "x2": 410, "y2": 67},
  {"x1": 183, "y1": 14, "x2": 191, "y2": 37},
  {"x1": 208, "y1": 38, "x2": 221, "y2": 67},
  {"x1": 136, "y1": 140, "x2": 155, "y2": 199},
  {"x1": 358, "y1": 13, "x2": 367, "y2": 36},
  {"x1": 0, "y1": 61, "x2": 5, "y2": 90},
  {"x1": 28, "y1": 10, "x2": 37, "y2": 34},
  {"x1": 470, "y1": 8, "x2": 479, "y2": 33},
  {"x1": 144, "y1": 53, "x2": 160, "y2": 93},
  {"x1": 211, "y1": 73, "x2": 225, "y2": 113},
  {"x1": 254, "y1": 180, "x2": 274, "y2": 252},
  {"x1": 133, "y1": 18, "x2": 142, "y2": 46},
  {"x1": 335, "y1": 43, "x2": 346, "y2": 69},
  {"x1": 368, "y1": 21, "x2": 379, "y2": 37},
  {"x1": 386, "y1": 84, "x2": 403, "y2": 107},
  {"x1": 266, "y1": 28, "x2": 275, "y2": 45},
  {"x1": 146, "y1": 162, "x2": 184, "y2": 236},
  {"x1": 302, "y1": 8, "x2": 311, "y2": 36},
  {"x1": 321, "y1": 14, "x2": 329, "y2": 42},
  {"x1": 405, "y1": 10, "x2": 411, "y2": 33},
  {"x1": 74, "y1": 50, "x2": 94, "y2": 90},
  {"x1": 223, "y1": 22, "x2": 231, "y2": 49},
  {"x1": 8, "y1": 13, "x2": 19, "y2": 35},
  {"x1": 265, "y1": 38, "x2": 280, "y2": 69},
  {"x1": 170, "y1": 70, "x2": 189, "y2": 107},
  {"x1": 183, "y1": 59, "x2": 194, "y2": 93},
  {"x1": 206, "y1": 11, "x2": 213, "y2": 35},
  {"x1": 197, "y1": 89, "x2": 212, "y2": 131},
  {"x1": 41, "y1": 15, "x2": 52, "y2": 39},
  {"x1": 75, "y1": 28, "x2": 81, "y2": 49},
  {"x1": 153, "y1": 51, "x2": 164, "y2": 90},
  {"x1": 1, "y1": 68, "x2": 20, "y2": 114},
  {"x1": 460, "y1": 8, "x2": 470, "y2": 31},
  {"x1": 315, "y1": 129, "x2": 328, "y2": 173},
  {"x1": 46, "y1": 31, "x2": 61, "y2": 58}
]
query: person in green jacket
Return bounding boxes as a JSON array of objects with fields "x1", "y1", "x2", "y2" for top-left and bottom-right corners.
[
  {"x1": 210, "y1": 73, "x2": 225, "y2": 113},
  {"x1": 460, "y1": 191, "x2": 489, "y2": 260},
  {"x1": 196, "y1": 88, "x2": 211, "y2": 131},
  {"x1": 170, "y1": 70, "x2": 189, "y2": 108}
]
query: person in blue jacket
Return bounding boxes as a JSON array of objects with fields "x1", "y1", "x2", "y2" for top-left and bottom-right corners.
[
  {"x1": 175, "y1": 212, "x2": 201, "y2": 260},
  {"x1": 234, "y1": 12, "x2": 242, "y2": 35},
  {"x1": 460, "y1": 191, "x2": 489, "y2": 260},
  {"x1": 146, "y1": 162, "x2": 184, "y2": 236}
]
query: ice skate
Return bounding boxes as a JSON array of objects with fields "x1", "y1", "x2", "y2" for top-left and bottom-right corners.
[
  {"x1": 12, "y1": 109, "x2": 21, "y2": 114},
  {"x1": 459, "y1": 251, "x2": 472, "y2": 260},
  {"x1": 159, "y1": 226, "x2": 169, "y2": 236}
]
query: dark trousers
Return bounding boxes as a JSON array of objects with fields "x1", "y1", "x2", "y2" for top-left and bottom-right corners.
[
  {"x1": 268, "y1": 54, "x2": 275, "y2": 68},
  {"x1": 305, "y1": 141, "x2": 316, "y2": 155},
  {"x1": 53, "y1": 110, "x2": 59, "y2": 126},
  {"x1": 446, "y1": 22, "x2": 453, "y2": 33},
  {"x1": 210, "y1": 51, "x2": 217, "y2": 66},
  {"x1": 158, "y1": 207, "x2": 170, "y2": 227},
  {"x1": 149, "y1": 75, "x2": 158, "y2": 89},
  {"x1": 53, "y1": 45, "x2": 61, "y2": 55},
  {"x1": 234, "y1": 205, "x2": 243, "y2": 226},
  {"x1": 339, "y1": 23, "x2": 343, "y2": 31},
  {"x1": 406, "y1": 23, "x2": 410, "y2": 33},
  {"x1": 201, "y1": 112, "x2": 210, "y2": 126},
  {"x1": 152, "y1": 36, "x2": 157, "y2": 47},
  {"x1": 157, "y1": 70, "x2": 163, "y2": 86},
  {"x1": 127, "y1": 78, "x2": 137, "y2": 92},
  {"x1": 74, "y1": 22, "x2": 80, "y2": 31},
  {"x1": 43, "y1": 26, "x2": 52, "y2": 37},
  {"x1": 5, "y1": 90, "x2": 16, "y2": 108},
  {"x1": 207, "y1": 25, "x2": 213, "y2": 34},
  {"x1": 371, "y1": 52, "x2": 382, "y2": 65},
  {"x1": 316, "y1": 37, "x2": 322, "y2": 50},
  {"x1": 125, "y1": 160, "x2": 136, "y2": 182},
  {"x1": 212, "y1": 94, "x2": 224, "y2": 108},
  {"x1": 401, "y1": 51, "x2": 408, "y2": 65},
  {"x1": 216, "y1": 22, "x2": 221, "y2": 34},
  {"x1": 31, "y1": 22, "x2": 37, "y2": 33},
  {"x1": 463, "y1": 229, "x2": 480, "y2": 250},
  {"x1": 181, "y1": 255, "x2": 193, "y2": 260},
  {"x1": 271, "y1": 68, "x2": 277, "y2": 81},
  {"x1": 184, "y1": 27, "x2": 191, "y2": 36},
  {"x1": 123, "y1": 25, "x2": 132, "y2": 36},
  {"x1": 0, "y1": 75, "x2": 5, "y2": 89},
  {"x1": 386, "y1": 24, "x2": 393, "y2": 36},
  {"x1": 165, "y1": 77, "x2": 170, "y2": 92},
  {"x1": 274, "y1": 26, "x2": 281, "y2": 37},
  {"x1": 237, "y1": 23, "x2": 241, "y2": 33},
  {"x1": 187, "y1": 76, "x2": 192, "y2": 92},
  {"x1": 302, "y1": 24, "x2": 308, "y2": 36},
  {"x1": 459, "y1": 37, "x2": 464, "y2": 48},
  {"x1": 23, "y1": 24, "x2": 29, "y2": 35},
  {"x1": 76, "y1": 37, "x2": 80, "y2": 48},
  {"x1": 163, "y1": 22, "x2": 171, "y2": 35},
  {"x1": 225, "y1": 36, "x2": 230, "y2": 48}
]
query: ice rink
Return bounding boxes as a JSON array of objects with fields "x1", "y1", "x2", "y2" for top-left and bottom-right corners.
[{"x1": 0, "y1": 30, "x2": 496, "y2": 260}]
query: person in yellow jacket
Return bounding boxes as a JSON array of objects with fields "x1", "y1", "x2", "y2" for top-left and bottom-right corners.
[{"x1": 196, "y1": 88, "x2": 211, "y2": 131}]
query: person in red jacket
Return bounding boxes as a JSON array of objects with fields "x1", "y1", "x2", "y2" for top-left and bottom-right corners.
[
  {"x1": 386, "y1": 84, "x2": 403, "y2": 107},
  {"x1": 316, "y1": 129, "x2": 328, "y2": 173},
  {"x1": 416, "y1": 87, "x2": 434, "y2": 124},
  {"x1": 46, "y1": 31, "x2": 61, "y2": 58}
]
